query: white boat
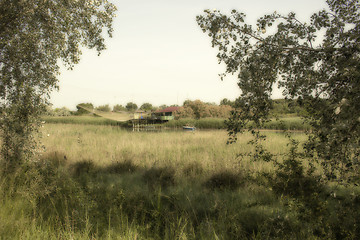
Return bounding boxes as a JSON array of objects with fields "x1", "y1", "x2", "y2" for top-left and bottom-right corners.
[{"x1": 183, "y1": 126, "x2": 196, "y2": 131}]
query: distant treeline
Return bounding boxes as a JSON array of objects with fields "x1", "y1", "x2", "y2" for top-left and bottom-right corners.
[{"x1": 46, "y1": 99, "x2": 307, "y2": 119}]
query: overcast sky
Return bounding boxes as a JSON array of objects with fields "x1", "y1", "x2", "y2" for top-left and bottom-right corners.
[{"x1": 51, "y1": 0, "x2": 328, "y2": 110}]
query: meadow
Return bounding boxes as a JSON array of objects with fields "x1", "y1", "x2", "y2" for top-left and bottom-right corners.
[
  {"x1": 1, "y1": 124, "x2": 359, "y2": 239},
  {"x1": 41, "y1": 124, "x2": 306, "y2": 173}
]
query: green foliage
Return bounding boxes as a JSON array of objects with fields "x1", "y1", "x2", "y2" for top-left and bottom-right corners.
[
  {"x1": 76, "y1": 103, "x2": 94, "y2": 115},
  {"x1": 184, "y1": 100, "x2": 210, "y2": 119},
  {"x1": 0, "y1": 0, "x2": 116, "y2": 170},
  {"x1": 125, "y1": 102, "x2": 138, "y2": 112},
  {"x1": 175, "y1": 99, "x2": 232, "y2": 119},
  {"x1": 270, "y1": 99, "x2": 308, "y2": 117},
  {"x1": 51, "y1": 107, "x2": 72, "y2": 117},
  {"x1": 140, "y1": 102, "x2": 153, "y2": 112},
  {"x1": 158, "y1": 104, "x2": 169, "y2": 110},
  {"x1": 112, "y1": 104, "x2": 126, "y2": 112},
  {"x1": 95, "y1": 104, "x2": 111, "y2": 112},
  {"x1": 220, "y1": 98, "x2": 234, "y2": 107},
  {"x1": 44, "y1": 106, "x2": 72, "y2": 116},
  {"x1": 198, "y1": 2, "x2": 360, "y2": 237},
  {"x1": 197, "y1": 0, "x2": 360, "y2": 183}
]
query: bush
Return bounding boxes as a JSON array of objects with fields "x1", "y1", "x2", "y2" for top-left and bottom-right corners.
[
  {"x1": 113, "y1": 104, "x2": 126, "y2": 112},
  {"x1": 76, "y1": 103, "x2": 94, "y2": 115},
  {"x1": 96, "y1": 104, "x2": 111, "y2": 112}
]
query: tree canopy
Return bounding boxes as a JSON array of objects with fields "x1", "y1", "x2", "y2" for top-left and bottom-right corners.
[
  {"x1": 125, "y1": 102, "x2": 138, "y2": 112},
  {"x1": 197, "y1": 0, "x2": 360, "y2": 183},
  {"x1": 0, "y1": 0, "x2": 116, "y2": 171},
  {"x1": 113, "y1": 104, "x2": 126, "y2": 112},
  {"x1": 96, "y1": 104, "x2": 111, "y2": 112},
  {"x1": 140, "y1": 102, "x2": 153, "y2": 112}
]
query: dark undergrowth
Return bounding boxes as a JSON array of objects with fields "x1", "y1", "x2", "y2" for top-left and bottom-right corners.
[{"x1": 1, "y1": 152, "x2": 360, "y2": 239}]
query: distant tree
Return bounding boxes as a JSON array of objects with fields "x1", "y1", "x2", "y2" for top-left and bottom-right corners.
[
  {"x1": 53, "y1": 107, "x2": 72, "y2": 117},
  {"x1": 96, "y1": 104, "x2": 111, "y2": 112},
  {"x1": 208, "y1": 104, "x2": 233, "y2": 118},
  {"x1": 113, "y1": 104, "x2": 126, "y2": 112},
  {"x1": 174, "y1": 107, "x2": 194, "y2": 119},
  {"x1": 185, "y1": 100, "x2": 211, "y2": 119},
  {"x1": 220, "y1": 98, "x2": 234, "y2": 107},
  {"x1": 159, "y1": 104, "x2": 168, "y2": 110},
  {"x1": 140, "y1": 103, "x2": 153, "y2": 112},
  {"x1": 177, "y1": 100, "x2": 232, "y2": 119},
  {"x1": 182, "y1": 100, "x2": 191, "y2": 106},
  {"x1": 126, "y1": 102, "x2": 138, "y2": 112},
  {"x1": 0, "y1": 0, "x2": 116, "y2": 171},
  {"x1": 76, "y1": 103, "x2": 94, "y2": 115},
  {"x1": 270, "y1": 99, "x2": 308, "y2": 117}
]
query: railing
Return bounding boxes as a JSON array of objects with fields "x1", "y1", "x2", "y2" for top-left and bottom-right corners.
[{"x1": 159, "y1": 116, "x2": 174, "y2": 121}]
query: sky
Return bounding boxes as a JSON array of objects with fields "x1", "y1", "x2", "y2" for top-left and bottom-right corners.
[{"x1": 50, "y1": 0, "x2": 328, "y2": 110}]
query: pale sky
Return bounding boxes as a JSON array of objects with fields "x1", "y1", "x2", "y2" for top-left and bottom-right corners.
[{"x1": 51, "y1": 0, "x2": 328, "y2": 110}]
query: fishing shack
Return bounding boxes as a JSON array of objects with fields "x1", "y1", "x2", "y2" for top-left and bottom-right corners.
[{"x1": 153, "y1": 106, "x2": 181, "y2": 122}]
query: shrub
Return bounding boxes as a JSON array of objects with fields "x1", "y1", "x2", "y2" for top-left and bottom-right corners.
[
  {"x1": 76, "y1": 103, "x2": 94, "y2": 115},
  {"x1": 113, "y1": 104, "x2": 126, "y2": 112},
  {"x1": 96, "y1": 104, "x2": 111, "y2": 112}
]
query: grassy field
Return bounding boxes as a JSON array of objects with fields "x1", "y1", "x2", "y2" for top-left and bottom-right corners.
[
  {"x1": 41, "y1": 124, "x2": 305, "y2": 172},
  {"x1": 1, "y1": 124, "x2": 359, "y2": 239}
]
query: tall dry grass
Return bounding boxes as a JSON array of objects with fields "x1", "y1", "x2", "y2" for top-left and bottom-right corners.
[
  {"x1": 2, "y1": 123, "x2": 360, "y2": 239},
  {"x1": 41, "y1": 124, "x2": 306, "y2": 175}
]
